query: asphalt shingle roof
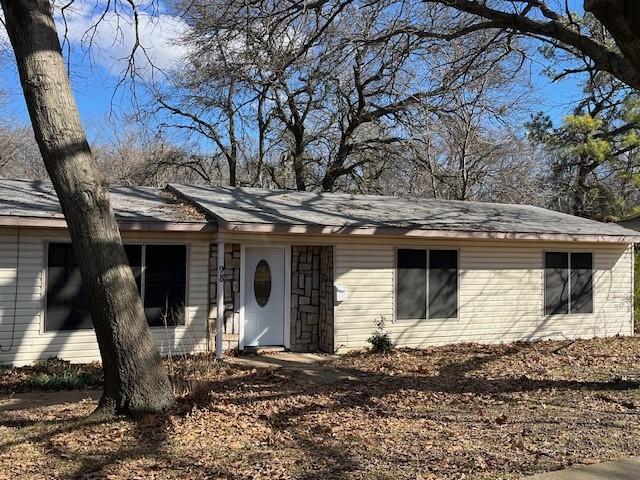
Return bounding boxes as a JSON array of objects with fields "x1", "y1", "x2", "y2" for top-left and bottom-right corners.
[
  {"x1": 618, "y1": 214, "x2": 640, "y2": 232},
  {"x1": 0, "y1": 179, "x2": 636, "y2": 240},
  {"x1": 170, "y1": 184, "x2": 640, "y2": 240},
  {"x1": 0, "y1": 179, "x2": 205, "y2": 223}
]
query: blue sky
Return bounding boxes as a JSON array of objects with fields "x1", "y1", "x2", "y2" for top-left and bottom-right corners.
[
  {"x1": 0, "y1": 1, "x2": 586, "y2": 143},
  {"x1": 0, "y1": 0, "x2": 188, "y2": 140}
]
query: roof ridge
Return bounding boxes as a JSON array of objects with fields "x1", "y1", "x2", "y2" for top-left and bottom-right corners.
[{"x1": 168, "y1": 183, "x2": 559, "y2": 212}]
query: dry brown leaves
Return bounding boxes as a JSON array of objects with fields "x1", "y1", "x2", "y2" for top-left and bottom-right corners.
[{"x1": 2, "y1": 337, "x2": 640, "y2": 479}]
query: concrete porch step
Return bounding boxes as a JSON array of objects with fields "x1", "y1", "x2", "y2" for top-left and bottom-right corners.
[{"x1": 242, "y1": 346, "x2": 287, "y2": 355}]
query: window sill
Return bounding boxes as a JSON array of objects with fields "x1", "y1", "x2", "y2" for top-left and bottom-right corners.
[
  {"x1": 41, "y1": 324, "x2": 188, "y2": 335},
  {"x1": 394, "y1": 317, "x2": 460, "y2": 323}
]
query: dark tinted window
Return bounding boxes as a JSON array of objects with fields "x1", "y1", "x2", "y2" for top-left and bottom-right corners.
[
  {"x1": 396, "y1": 249, "x2": 427, "y2": 319},
  {"x1": 126, "y1": 244, "x2": 143, "y2": 294},
  {"x1": 570, "y1": 252, "x2": 593, "y2": 314},
  {"x1": 144, "y1": 245, "x2": 187, "y2": 326},
  {"x1": 428, "y1": 250, "x2": 458, "y2": 319},
  {"x1": 45, "y1": 243, "x2": 92, "y2": 331},
  {"x1": 45, "y1": 243, "x2": 142, "y2": 331},
  {"x1": 545, "y1": 252, "x2": 592, "y2": 315},
  {"x1": 545, "y1": 252, "x2": 569, "y2": 315}
]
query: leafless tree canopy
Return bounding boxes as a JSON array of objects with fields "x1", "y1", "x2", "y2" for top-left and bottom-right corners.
[{"x1": 0, "y1": 0, "x2": 638, "y2": 220}]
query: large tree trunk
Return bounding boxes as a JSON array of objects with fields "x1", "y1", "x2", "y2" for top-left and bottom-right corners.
[
  {"x1": 585, "y1": 0, "x2": 640, "y2": 76},
  {"x1": 321, "y1": 156, "x2": 347, "y2": 192},
  {"x1": 1, "y1": 0, "x2": 174, "y2": 416},
  {"x1": 292, "y1": 141, "x2": 307, "y2": 191},
  {"x1": 430, "y1": 0, "x2": 640, "y2": 90}
]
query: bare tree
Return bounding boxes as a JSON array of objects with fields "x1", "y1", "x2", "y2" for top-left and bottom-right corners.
[
  {"x1": 157, "y1": 0, "x2": 522, "y2": 192},
  {"x1": 0, "y1": 124, "x2": 47, "y2": 178},
  {"x1": 0, "y1": 0, "x2": 173, "y2": 417},
  {"x1": 395, "y1": 68, "x2": 542, "y2": 204},
  {"x1": 378, "y1": 0, "x2": 640, "y2": 91},
  {"x1": 94, "y1": 124, "x2": 219, "y2": 186}
]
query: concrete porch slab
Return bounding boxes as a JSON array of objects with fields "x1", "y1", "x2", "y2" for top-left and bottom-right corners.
[
  {"x1": 230, "y1": 352, "x2": 335, "y2": 369},
  {"x1": 228, "y1": 352, "x2": 356, "y2": 384}
]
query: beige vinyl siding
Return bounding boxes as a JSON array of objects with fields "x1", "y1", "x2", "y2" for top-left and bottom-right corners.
[
  {"x1": 334, "y1": 241, "x2": 633, "y2": 350},
  {"x1": 217, "y1": 231, "x2": 634, "y2": 351},
  {"x1": 0, "y1": 228, "x2": 210, "y2": 366}
]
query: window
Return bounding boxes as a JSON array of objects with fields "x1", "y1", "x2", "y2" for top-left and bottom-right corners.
[
  {"x1": 396, "y1": 248, "x2": 458, "y2": 320},
  {"x1": 45, "y1": 243, "x2": 92, "y2": 331},
  {"x1": 45, "y1": 243, "x2": 187, "y2": 331},
  {"x1": 253, "y1": 259, "x2": 272, "y2": 307},
  {"x1": 396, "y1": 249, "x2": 427, "y2": 320},
  {"x1": 429, "y1": 250, "x2": 458, "y2": 319},
  {"x1": 144, "y1": 245, "x2": 187, "y2": 326},
  {"x1": 544, "y1": 252, "x2": 593, "y2": 315}
]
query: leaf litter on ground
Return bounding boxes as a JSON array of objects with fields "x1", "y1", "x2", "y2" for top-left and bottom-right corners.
[{"x1": 1, "y1": 336, "x2": 640, "y2": 479}]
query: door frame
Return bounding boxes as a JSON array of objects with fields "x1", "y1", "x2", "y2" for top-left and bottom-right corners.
[{"x1": 239, "y1": 244, "x2": 291, "y2": 350}]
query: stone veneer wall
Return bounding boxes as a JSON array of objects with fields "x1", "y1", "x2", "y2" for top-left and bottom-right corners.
[
  {"x1": 209, "y1": 243, "x2": 241, "y2": 351},
  {"x1": 318, "y1": 246, "x2": 334, "y2": 353},
  {"x1": 290, "y1": 245, "x2": 334, "y2": 353}
]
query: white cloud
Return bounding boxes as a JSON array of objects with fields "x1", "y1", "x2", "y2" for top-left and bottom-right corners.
[
  {"x1": 54, "y1": 2, "x2": 190, "y2": 77},
  {"x1": 0, "y1": 1, "x2": 189, "y2": 75}
]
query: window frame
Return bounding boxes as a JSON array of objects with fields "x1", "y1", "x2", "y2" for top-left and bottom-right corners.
[
  {"x1": 142, "y1": 243, "x2": 190, "y2": 327},
  {"x1": 542, "y1": 250, "x2": 594, "y2": 317},
  {"x1": 393, "y1": 246, "x2": 460, "y2": 322},
  {"x1": 41, "y1": 240, "x2": 190, "y2": 334}
]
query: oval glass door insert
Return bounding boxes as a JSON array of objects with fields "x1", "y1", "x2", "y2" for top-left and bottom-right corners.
[{"x1": 254, "y1": 259, "x2": 272, "y2": 307}]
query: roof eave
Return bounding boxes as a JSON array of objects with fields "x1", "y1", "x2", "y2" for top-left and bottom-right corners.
[
  {"x1": 0, "y1": 216, "x2": 214, "y2": 232},
  {"x1": 222, "y1": 221, "x2": 640, "y2": 243}
]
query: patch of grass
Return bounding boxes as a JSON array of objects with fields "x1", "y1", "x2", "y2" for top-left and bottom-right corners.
[
  {"x1": 25, "y1": 369, "x2": 102, "y2": 391},
  {"x1": 1, "y1": 353, "x2": 237, "y2": 396},
  {"x1": 0, "y1": 357, "x2": 102, "y2": 393},
  {"x1": 166, "y1": 352, "x2": 235, "y2": 401}
]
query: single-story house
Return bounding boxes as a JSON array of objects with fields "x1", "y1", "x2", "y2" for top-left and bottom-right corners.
[{"x1": 0, "y1": 179, "x2": 638, "y2": 366}]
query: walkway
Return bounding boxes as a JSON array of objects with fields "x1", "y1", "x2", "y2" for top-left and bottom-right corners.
[
  {"x1": 526, "y1": 458, "x2": 640, "y2": 479},
  {"x1": 0, "y1": 389, "x2": 100, "y2": 411},
  {"x1": 229, "y1": 352, "x2": 358, "y2": 384}
]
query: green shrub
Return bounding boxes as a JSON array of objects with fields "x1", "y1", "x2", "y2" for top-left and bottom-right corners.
[
  {"x1": 1, "y1": 357, "x2": 103, "y2": 393},
  {"x1": 367, "y1": 317, "x2": 393, "y2": 353},
  {"x1": 25, "y1": 368, "x2": 102, "y2": 391}
]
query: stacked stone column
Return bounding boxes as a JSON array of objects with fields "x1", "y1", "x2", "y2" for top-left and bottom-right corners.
[
  {"x1": 208, "y1": 243, "x2": 241, "y2": 351},
  {"x1": 290, "y1": 245, "x2": 334, "y2": 352}
]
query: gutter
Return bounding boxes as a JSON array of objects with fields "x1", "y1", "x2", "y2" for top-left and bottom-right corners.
[
  {"x1": 0, "y1": 215, "x2": 214, "y2": 232},
  {"x1": 220, "y1": 221, "x2": 640, "y2": 243}
]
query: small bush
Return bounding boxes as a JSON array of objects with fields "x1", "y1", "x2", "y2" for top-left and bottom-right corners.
[
  {"x1": 26, "y1": 369, "x2": 102, "y2": 391},
  {"x1": 367, "y1": 317, "x2": 393, "y2": 353},
  {"x1": 1, "y1": 357, "x2": 102, "y2": 394}
]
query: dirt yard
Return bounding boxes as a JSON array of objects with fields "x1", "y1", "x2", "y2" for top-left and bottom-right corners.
[{"x1": 2, "y1": 337, "x2": 640, "y2": 479}]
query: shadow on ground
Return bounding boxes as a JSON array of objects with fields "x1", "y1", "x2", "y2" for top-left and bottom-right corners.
[{"x1": 1, "y1": 339, "x2": 640, "y2": 479}]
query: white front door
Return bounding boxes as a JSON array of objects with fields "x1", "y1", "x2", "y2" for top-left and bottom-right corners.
[{"x1": 243, "y1": 246, "x2": 285, "y2": 347}]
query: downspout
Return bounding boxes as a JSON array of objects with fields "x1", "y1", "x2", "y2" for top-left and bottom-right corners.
[{"x1": 216, "y1": 240, "x2": 224, "y2": 360}]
